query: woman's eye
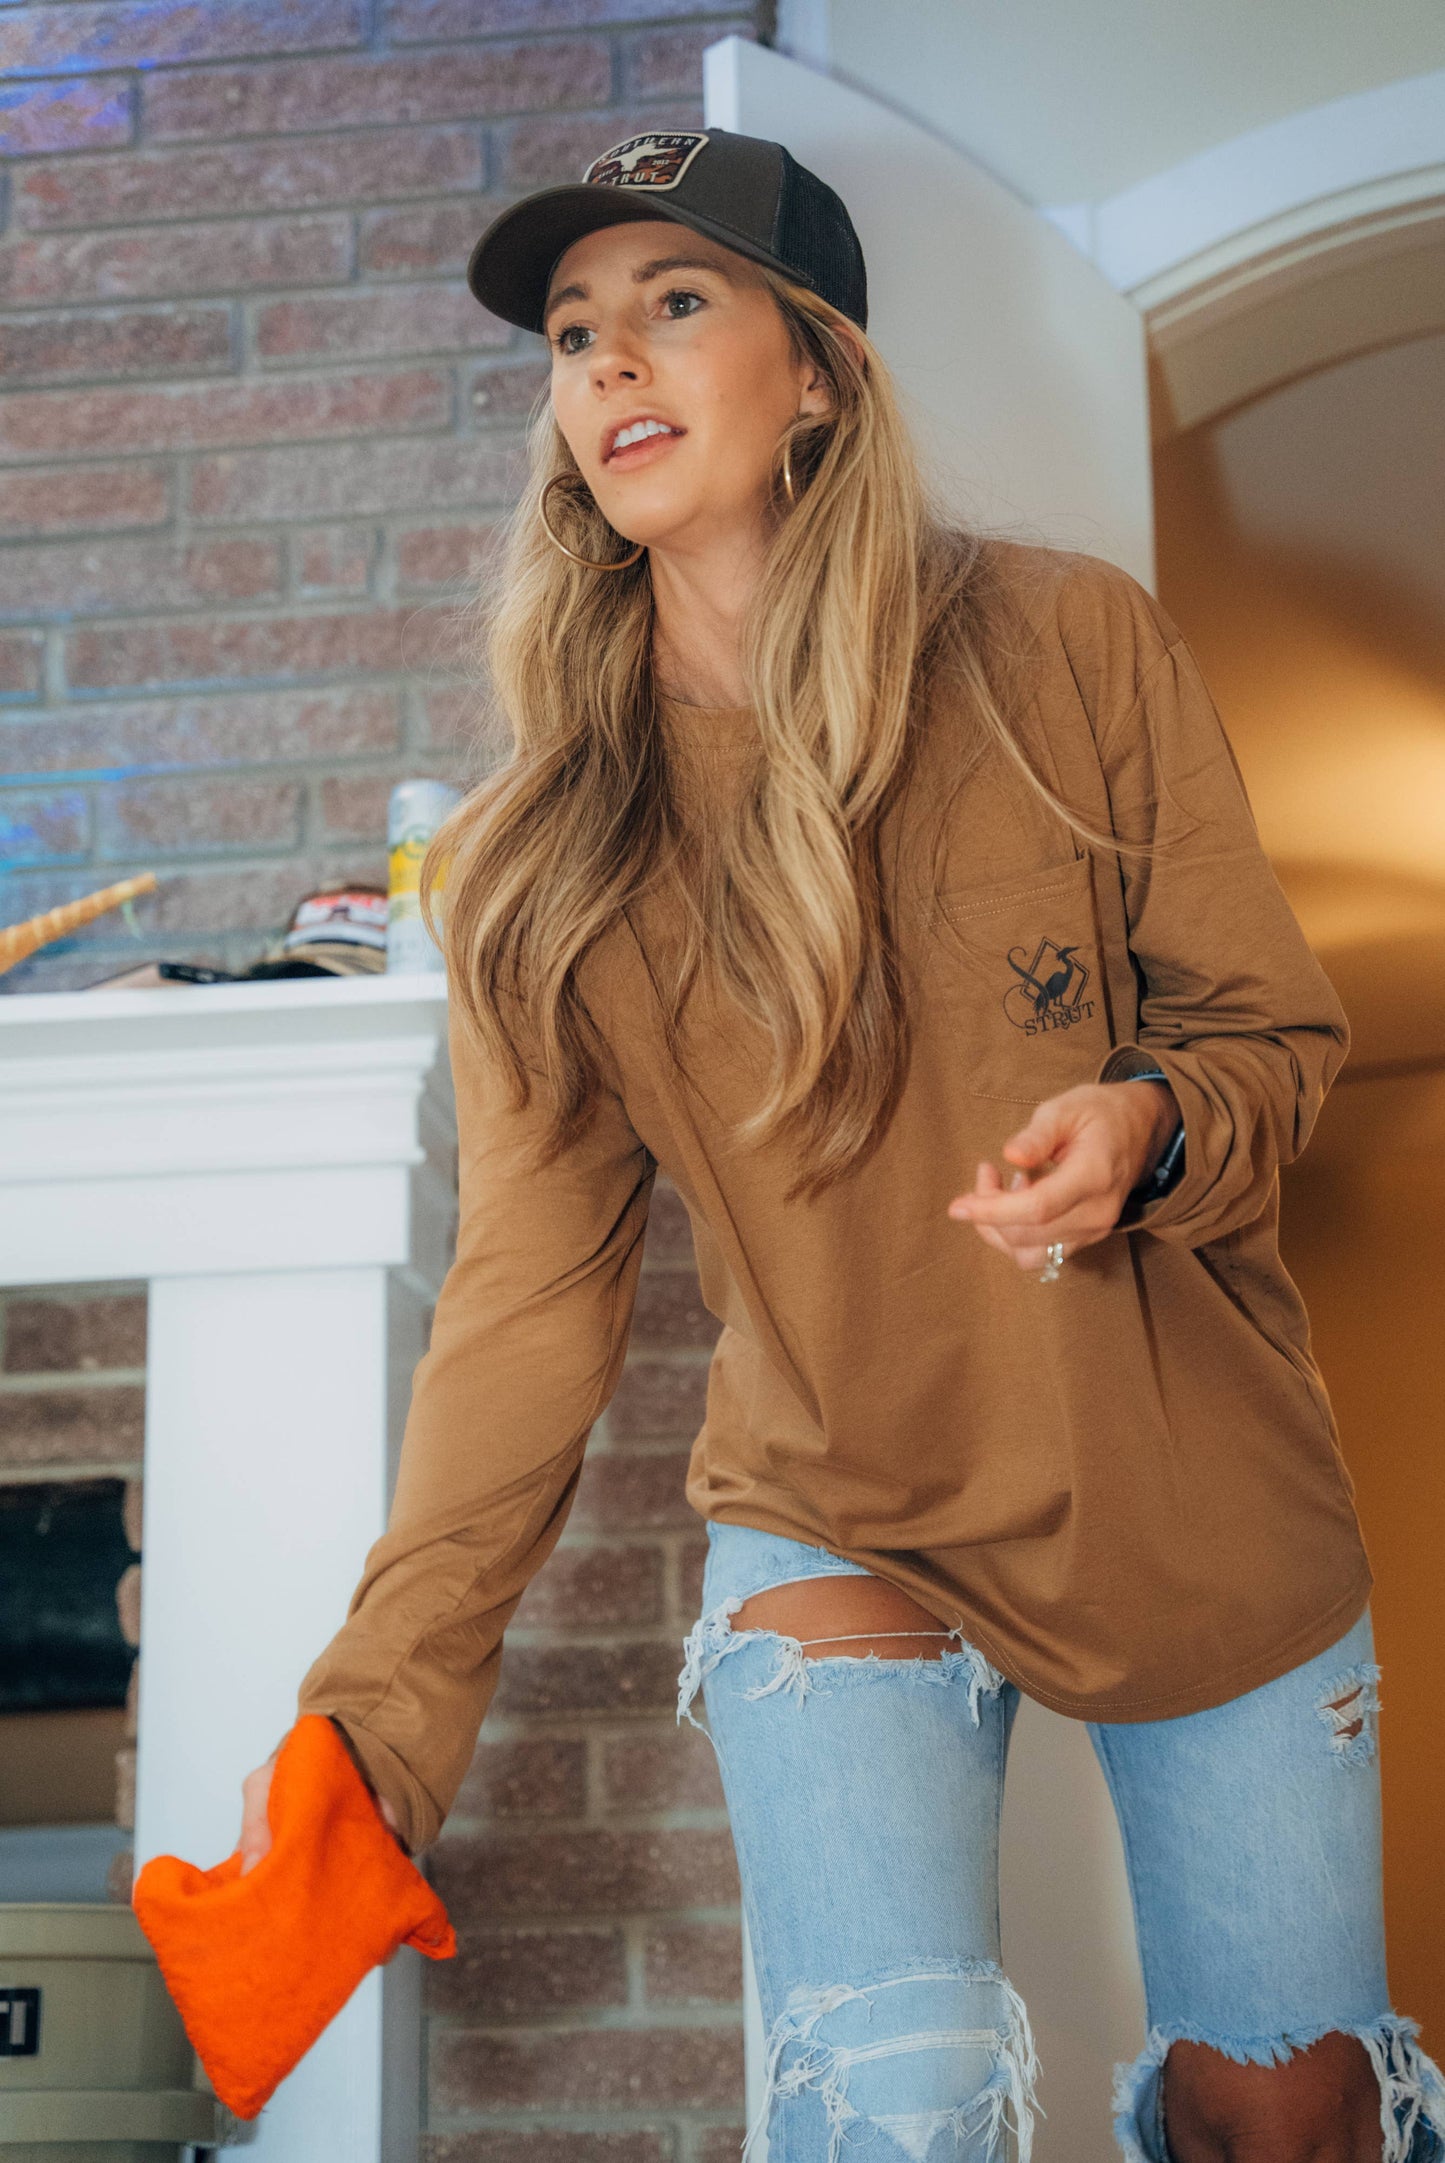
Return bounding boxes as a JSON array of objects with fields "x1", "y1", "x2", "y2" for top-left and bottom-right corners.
[{"x1": 552, "y1": 288, "x2": 704, "y2": 355}]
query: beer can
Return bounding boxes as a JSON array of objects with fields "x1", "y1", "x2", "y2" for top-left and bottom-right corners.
[{"x1": 387, "y1": 778, "x2": 462, "y2": 973}]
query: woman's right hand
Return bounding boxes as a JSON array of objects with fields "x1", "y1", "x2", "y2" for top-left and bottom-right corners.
[
  {"x1": 238, "y1": 1745, "x2": 282, "y2": 1875},
  {"x1": 238, "y1": 1735, "x2": 406, "y2": 1874}
]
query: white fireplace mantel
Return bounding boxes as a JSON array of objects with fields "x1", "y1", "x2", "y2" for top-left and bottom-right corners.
[{"x1": 0, "y1": 973, "x2": 457, "y2": 2163}]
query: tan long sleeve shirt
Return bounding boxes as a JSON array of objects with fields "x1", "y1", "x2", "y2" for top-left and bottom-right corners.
[{"x1": 295, "y1": 540, "x2": 1370, "y2": 1859}]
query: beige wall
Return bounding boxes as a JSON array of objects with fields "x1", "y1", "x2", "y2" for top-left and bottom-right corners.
[{"x1": 1154, "y1": 325, "x2": 1445, "y2": 2049}]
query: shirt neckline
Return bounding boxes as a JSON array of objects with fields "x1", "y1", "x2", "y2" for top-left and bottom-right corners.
[{"x1": 657, "y1": 689, "x2": 760, "y2": 759}]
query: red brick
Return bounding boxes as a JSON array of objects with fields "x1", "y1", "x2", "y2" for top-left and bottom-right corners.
[
  {"x1": 15, "y1": 126, "x2": 482, "y2": 233},
  {"x1": 639, "y1": 1179, "x2": 696, "y2": 1266},
  {"x1": 696, "y1": 2132, "x2": 749, "y2": 2163},
  {"x1": 253, "y1": 283, "x2": 499, "y2": 364},
  {"x1": 98, "y1": 776, "x2": 303, "y2": 859},
  {"x1": 0, "y1": 0, "x2": 365, "y2": 75},
  {"x1": 123, "y1": 1478, "x2": 143, "y2": 1555},
  {"x1": 0, "y1": 687, "x2": 401, "y2": 780},
  {"x1": 0, "y1": 787, "x2": 89, "y2": 864},
  {"x1": 0, "y1": 631, "x2": 46, "y2": 698},
  {"x1": 0, "y1": 367, "x2": 450, "y2": 462},
  {"x1": 0, "y1": 216, "x2": 352, "y2": 309},
  {"x1": 425, "y1": 1927, "x2": 627, "y2": 2017},
  {"x1": 317, "y1": 773, "x2": 392, "y2": 841},
  {"x1": 388, "y1": 0, "x2": 712, "y2": 33},
  {"x1": 607, "y1": 1358, "x2": 708, "y2": 1442},
  {"x1": 115, "y1": 1739, "x2": 136, "y2": 1827},
  {"x1": 492, "y1": 1639, "x2": 682, "y2": 1719},
  {"x1": 0, "y1": 462, "x2": 171, "y2": 539},
  {"x1": 359, "y1": 197, "x2": 507, "y2": 280},
  {"x1": 430, "y1": 1825, "x2": 739, "y2": 1920},
  {"x1": 620, "y1": 20, "x2": 755, "y2": 99},
  {"x1": 453, "y1": 1736, "x2": 588, "y2": 1822},
  {"x1": 2, "y1": 1293, "x2": 147, "y2": 1375},
  {"x1": 63, "y1": 603, "x2": 457, "y2": 692},
  {"x1": 424, "y1": 2135, "x2": 670, "y2": 2163},
  {"x1": 677, "y1": 1535, "x2": 707, "y2": 1620},
  {"x1": 394, "y1": 520, "x2": 505, "y2": 591},
  {"x1": 4, "y1": 856, "x2": 385, "y2": 947},
  {"x1": 643, "y1": 1920, "x2": 743, "y2": 2005},
  {"x1": 0, "y1": 75, "x2": 133, "y2": 158},
  {"x1": 512, "y1": 1541, "x2": 665, "y2": 1629},
  {"x1": 188, "y1": 435, "x2": 523, "y2": 522},
  {"x1": 418, "y1": 681, "x2": 499, "y2": 757},
  {"x1": 0, "y1": 302, "x2": 231, "y2": 386},
  {"x1": 146, "y1": 40, "x2": 611, "y2": 141},
  {"x1": 1, "y1": 536, "x2": 280, "y2": 616},
  {"x1": 630, "y1": 1272, "x2": 719, "y2": 1351},
  {"x1": 600, "y1": 1728, "x2": 725, "y2": 1814},
  {"x1": 0, "y1": 1387, "x2": 146, "y2": 1470},
  {"x1": 572, "y1": 1449, "x2": 695, "y2": 1532},
  {"x1": 495, "y1": 103, "x2": 701, "y2": 189},
  {"x1": 433, "y1": 2023, "x2": 742, "y2": 2113},
  {"x1": 296, "y1": 524, "x2": 374, "y2": 597},
  {"x1": 466, "y1": 358, "x2": 550, "y2": 420}
]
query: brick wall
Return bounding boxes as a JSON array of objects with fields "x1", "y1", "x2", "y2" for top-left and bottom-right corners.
[
  {"x1": 1, "y1": 2, "x2": 770, "y2": 2150},
  {"x1": 0, "y1": 0, "x2": 768, "y2": 988},
  {"x1": 424, "y1": 1177, "x2": 742, "y2": 2158}
]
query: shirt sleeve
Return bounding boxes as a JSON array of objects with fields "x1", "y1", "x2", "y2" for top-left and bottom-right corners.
[
  {"x1": 293, "y1": 995, "x2": 656, "y2": 1858},
  {"x1": 1062, "y1": 565, "x2": 1350, "y2": 1246}
]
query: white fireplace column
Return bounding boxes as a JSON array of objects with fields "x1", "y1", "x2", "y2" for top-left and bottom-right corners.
[{"x1": 0, "y1": 974, "x2": 456, "y2": 2163}]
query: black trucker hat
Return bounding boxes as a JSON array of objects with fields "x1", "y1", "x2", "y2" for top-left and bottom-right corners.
[{"x1": 467, "y1": 126, "x2": 868, "y2": 338}]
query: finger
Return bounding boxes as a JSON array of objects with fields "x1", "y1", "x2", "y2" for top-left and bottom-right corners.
[
  {"x1": 951, "y1": 1151, "x2": 1103, "y2": 1229},
  {"x1": 945, "y1": 1157, "x2": 1002, "y2": 1215},
  {"x1": 1000, "y1": 1095, "x2": 1076, "y2": 1174}
]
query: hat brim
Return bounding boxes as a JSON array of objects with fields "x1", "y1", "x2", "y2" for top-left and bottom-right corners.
[{"x1": 467, "y1": 188, "x2": 816, "y2": 337}]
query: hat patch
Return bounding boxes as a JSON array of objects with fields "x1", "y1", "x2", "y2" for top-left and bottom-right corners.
[{"x1": 583, "y1": 131, "x2": 709, "y2": 191}]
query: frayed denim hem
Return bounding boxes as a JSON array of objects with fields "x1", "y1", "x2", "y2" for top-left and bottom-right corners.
[{"x1": 1111, "y1": 2009, "x2": 1445, "y2": 2162}]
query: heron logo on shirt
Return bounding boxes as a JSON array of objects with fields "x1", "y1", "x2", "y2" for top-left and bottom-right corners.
[{"x1": 1003, "y1": 938, "x2": 1095, "y2": 1035}]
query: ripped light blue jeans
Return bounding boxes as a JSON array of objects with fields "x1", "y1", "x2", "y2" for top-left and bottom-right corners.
[{"x1": 676, "y1": 1520, "x2": 1445, "y2": 2163}]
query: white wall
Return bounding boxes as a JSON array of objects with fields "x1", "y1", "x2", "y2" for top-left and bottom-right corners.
[{"x1": 778, "y1": 0, "x2": 1445, "y2": 203}]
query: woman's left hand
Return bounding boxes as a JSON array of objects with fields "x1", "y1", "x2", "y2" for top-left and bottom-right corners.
[{"x1": 946, "y1": 1080, "x2": 1179, "y2": 1272}]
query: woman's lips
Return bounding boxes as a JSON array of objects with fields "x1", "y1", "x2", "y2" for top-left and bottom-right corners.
[{"x1": 605, "y1": 428, "x2": 686, "y2": 470}]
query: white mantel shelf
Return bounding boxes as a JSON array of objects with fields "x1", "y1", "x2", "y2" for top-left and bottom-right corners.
[
  {"x1": 0, "y1": 972, "x2": 452, "y2": 1284},
  {"x1": 0, "y1": 972, "x2": 457, "y2": 2163}
]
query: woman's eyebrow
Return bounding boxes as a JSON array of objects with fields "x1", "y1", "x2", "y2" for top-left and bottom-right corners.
[{"x1": 543, "y1": 254, "x2": 736, "y2": 328}]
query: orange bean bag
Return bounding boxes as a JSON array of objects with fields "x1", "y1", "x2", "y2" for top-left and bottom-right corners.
[{"x1": 131, "y1": 1711, "x2": 456, "y2": 2120}]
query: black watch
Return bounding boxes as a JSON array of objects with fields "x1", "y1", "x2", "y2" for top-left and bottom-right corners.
[{"x1": 1114, "y1": 1068, "x2": 1186, "y2": 1208}]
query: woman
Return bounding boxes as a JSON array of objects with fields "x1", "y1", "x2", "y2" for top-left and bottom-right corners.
[{"x1": 239, "y1": 128, "x2": 1445, "y2": 2163}]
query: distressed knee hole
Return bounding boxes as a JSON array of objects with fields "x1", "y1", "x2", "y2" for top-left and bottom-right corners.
[
  {"x1": 676, "y1": 1576, "x2": 1010, "y2": 1741},
  {"x1": 1112, "y1": 2012, "x2": 1445, "y2": 2163},
  {"x1": 1314, "y1": 1658, "x2": 1382, "y2": 1766},
  {"x1": 743, "y1": 1959, "x2": 1044, "y2": 2163}
]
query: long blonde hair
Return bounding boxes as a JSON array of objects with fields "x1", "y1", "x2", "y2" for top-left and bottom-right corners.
[{"x1": 425, "y1": 265, "x2": 1116, "y2": 1204}]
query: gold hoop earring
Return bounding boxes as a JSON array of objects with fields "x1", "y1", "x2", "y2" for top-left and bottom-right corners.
[
  {"x1": 780, "y1": 432, "x2": 797, "y2": 509},
  {"x1": 539, "y1": 473, "x2": 645, "y2": 570}
]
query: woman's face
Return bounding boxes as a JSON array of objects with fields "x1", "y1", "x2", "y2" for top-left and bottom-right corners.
[{"x1": 544, "y1": 218, "x2": 836, "y2": 552}]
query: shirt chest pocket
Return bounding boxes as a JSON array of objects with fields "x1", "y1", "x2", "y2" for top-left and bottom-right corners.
[{"x1": 920, "y1": 852, "x2": 1114, "y2": 1103}]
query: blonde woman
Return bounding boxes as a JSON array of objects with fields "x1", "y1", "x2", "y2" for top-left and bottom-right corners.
[{"x1": 240, "y1": 130, "x2": 1444, "y2": 2163}]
